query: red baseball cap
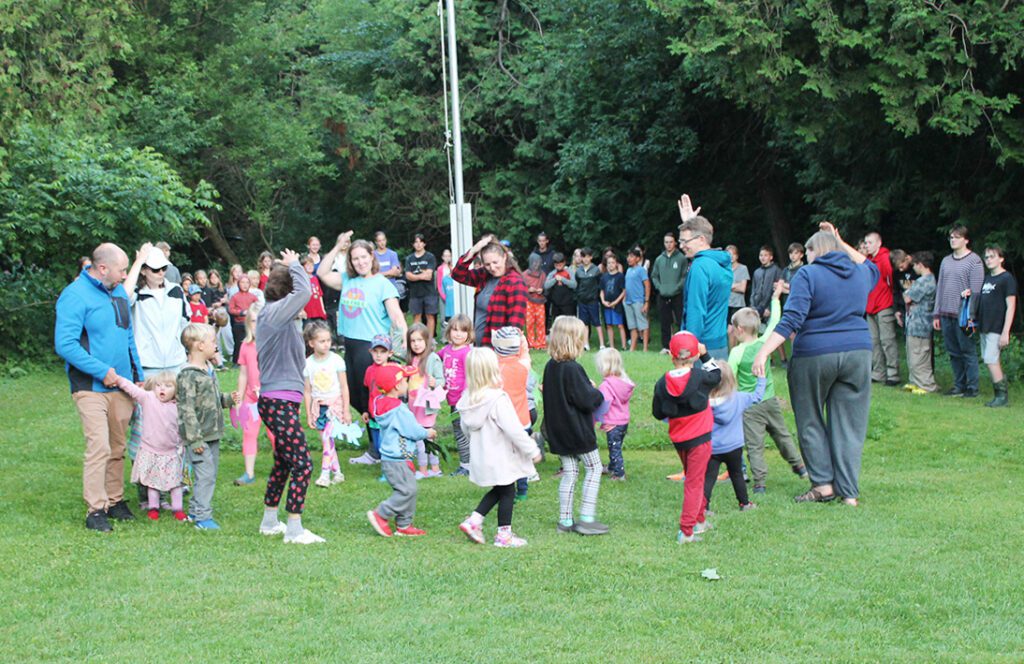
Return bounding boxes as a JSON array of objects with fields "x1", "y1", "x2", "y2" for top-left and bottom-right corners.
[
  {"x1": 376, "y1": 364, "x2": 418, "y2": 393},
  {"x1": 669, "y1": 331, "x2": 700, "y2": 360}
]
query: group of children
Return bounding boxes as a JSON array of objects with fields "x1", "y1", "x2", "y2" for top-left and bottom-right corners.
[{"x1": 115, "y1": 272, "x2": 804, "y2": 547}]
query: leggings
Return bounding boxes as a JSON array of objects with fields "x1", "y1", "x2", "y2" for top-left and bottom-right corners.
[
  {"x1": 702, "y1": 447, "x2": 750, "y2": 509},
  {"x1": 258, "y1": 397, "x2": 312, "y2": 514},
  {"x1": 147, "y1": 486, "x2": 183, "y2": 512},
  {"x1": 415, "y1": 440, "x2": 439, "y2": 467},
  {"x1": 242, "y1": 399, "x2": 274, "y2": 457},
  {"x1": 558, "y1": 450, "x2": 602, "y2": 522},
  {"x1": 451, "y1": 408, "x2": 469, "y2": 466},
  {"x1": 475, "y1": 483, "x2": 516, "y2": 527},
  {"x1": 230, "y1": 321, "x2": 245, "y2": 364},
  {"x1": 316, "y1": 405, "x2": 339, "y2": 472}
]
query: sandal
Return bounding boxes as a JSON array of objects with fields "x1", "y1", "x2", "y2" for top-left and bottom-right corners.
[{"x1": 794, "y1": 486, "x2": 835, "y2": 503}]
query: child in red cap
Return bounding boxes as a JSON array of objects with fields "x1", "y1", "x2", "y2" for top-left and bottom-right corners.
[
  {"x1": 366, "y1": 363, "x2": 437, "y2": 537},
  {"x1": 652, "y1": 331, "x2": 722, "y2": 543}
]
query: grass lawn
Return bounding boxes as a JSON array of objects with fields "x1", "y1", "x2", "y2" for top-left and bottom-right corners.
[{"x1": 1, "y1": 350, "x2": 1021, "y2": 662}]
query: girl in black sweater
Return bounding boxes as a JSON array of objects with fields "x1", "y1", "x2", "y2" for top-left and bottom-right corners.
[{"x1": 541, "y1": 316, "x2": 607, "y2": 535}]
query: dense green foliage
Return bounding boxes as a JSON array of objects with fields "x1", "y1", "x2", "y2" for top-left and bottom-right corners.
[{"x1": 2, "y1": 0, "x2": 1023, "y2": 358}]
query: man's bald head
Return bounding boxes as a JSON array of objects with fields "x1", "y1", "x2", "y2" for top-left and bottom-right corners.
[{"x1": 90, "y1": 243, "x2": 129, "y2": 288}]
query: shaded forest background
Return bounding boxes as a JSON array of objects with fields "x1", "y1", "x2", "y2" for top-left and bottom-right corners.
[{"x1": 2, "y1": 0, "x2": 1022, "y2": 359}]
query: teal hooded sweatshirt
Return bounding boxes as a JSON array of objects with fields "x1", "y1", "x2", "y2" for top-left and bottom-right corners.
[{"x1": 683, "y1": 249, "x2": 732, "y2": 351}]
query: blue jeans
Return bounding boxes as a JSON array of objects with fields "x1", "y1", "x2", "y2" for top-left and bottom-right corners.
[
  {"x1": 940, "y1": 317, "x2": 979, "y2": 393},
  {"x1": 605, "y1": 424, "x2": 627, "y2": 477}
]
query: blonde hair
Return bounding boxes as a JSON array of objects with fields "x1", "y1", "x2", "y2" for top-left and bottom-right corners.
[
  {"x1": 246, "y1": 269, "x2": 260, "y2": 285},
  {"x1": 464, "y1": 347, "x2": 502, "y2": 405},
  {"x1": 444, "y1": 313, "x2": 474, "y2": 346},
  {"x1": 710, "y1": 362, "x2": 738, "y2": 399},
  {"x1": 243, "y1": 302, "x2": 262, "y2": 343},
  {"x1": 730, "y1": 307, "x2": 761, "y2": 336},
  {"x1": 595, "y1": 347, "x2": 628, "y2": 381},
  {"x1": 181, "y1": 322, "x2": 215, "y2": 352},
  {"x1": 548, "y1": 315, "x2": 587, "y2": 362},
  {"x1": 143, "y1": 370, "x2": 177, "y2": 397}
]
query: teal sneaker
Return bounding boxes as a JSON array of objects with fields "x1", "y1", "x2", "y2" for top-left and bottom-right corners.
[
  {"x1": 234, "y1": 473, "x2": 254, "y2": 486},
  {"x1": 194, "y1": 519, "x2": 220, "y2": 530}
]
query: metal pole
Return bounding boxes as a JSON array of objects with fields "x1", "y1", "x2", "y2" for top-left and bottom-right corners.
[{"x1": 445, "y1": 0, "x2": 473, "y2": 318}]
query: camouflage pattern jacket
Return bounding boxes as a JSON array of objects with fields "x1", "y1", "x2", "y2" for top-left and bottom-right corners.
[{"x1": 176, "y1": 364, "x2": 232, "y2": 451}]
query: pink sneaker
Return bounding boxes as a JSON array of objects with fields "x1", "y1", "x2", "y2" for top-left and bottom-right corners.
[
  {"x1": 494, "y1": 530, "x2": 527, "y2": 548},
  {"x1": 459, "y1": 519, "x2": 485, "y2": 544}
]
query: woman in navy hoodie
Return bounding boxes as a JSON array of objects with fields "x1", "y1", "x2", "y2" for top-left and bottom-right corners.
[{"x1": 752, "y1": 222, "x2": 879, "y2": 507}]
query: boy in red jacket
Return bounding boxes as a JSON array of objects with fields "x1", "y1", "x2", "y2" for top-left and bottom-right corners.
[{"x1": 652, "y1": 331, "x2": 722, "y2": 543}]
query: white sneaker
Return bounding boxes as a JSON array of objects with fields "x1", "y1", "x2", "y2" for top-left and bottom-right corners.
[
  {"x1": 284, "y1": 528, "x2": 326, "y2": 544},
  {"x1": 660, "y1": 348, "x2": 671, "y2": 355},
  {"x1": 349, "y1": 452, "x2": 379, "y2": 465},
  {"x1": 694, "y1": 521, "x2": 713, "y2": 535},
  {"x1": 315, "y1": 471, "x2": 331, "y2": 488},
  {"x1": 331, "y1": 471, "x2": 345, "y2": 484},
  {"x1": 259, "y1": 521, "x2": 287, "y2": 536},
  {"x1": 584, "y1": 344, "x2": 590, "y2": 351},
  {"x1": 526, "y1": 473, "x2": 541, "y2": 483},
  {"x1": 494, "y1": 530, "x2": 527, "y2": 548},
  {"x1": 459, "y1": 519, "x2": 485, "y2": 544}
]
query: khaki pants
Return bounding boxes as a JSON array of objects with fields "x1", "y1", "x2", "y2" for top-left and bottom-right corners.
[
  {"x1": 867, "y1": 307, "x2": 900, "y2": 382},
  {"x1": 742, "y1": 397, "x2": 803, "y2": 487},
  {"x1": 73, "y1": 391, "x2": 134, "y2": 512},
  {"x1": 906, "y1": 334, "x2": 938, "y2": 392}
]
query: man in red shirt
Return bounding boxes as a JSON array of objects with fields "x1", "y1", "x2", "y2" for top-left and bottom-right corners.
[{"x1": 864, "y1": 232, "x2": 900, "y2": 385}]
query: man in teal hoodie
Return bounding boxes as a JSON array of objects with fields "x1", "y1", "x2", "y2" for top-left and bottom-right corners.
[{"x1": 677, "y1": 195, "x2": 732, "y2": 358}]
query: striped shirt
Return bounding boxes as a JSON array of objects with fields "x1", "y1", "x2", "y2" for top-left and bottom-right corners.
[{"x1": 933, "y1": 251, "x2": 984, "y2": 318}]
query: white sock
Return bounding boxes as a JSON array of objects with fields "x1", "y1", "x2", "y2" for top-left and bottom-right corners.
[
  {"x1": 468, "y1": 511, "x2": 484, "y2": 527},
  {"x1": 261, "y1": 507, "x2": 279, "y2": 529},
  {"x1": 286, "y1": 516, "x2": 303, "y2": 538}
]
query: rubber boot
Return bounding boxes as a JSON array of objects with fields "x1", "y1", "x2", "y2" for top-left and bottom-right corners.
[{"x1": 985, "y1": 380, "x2": 1009, "y2": 408}]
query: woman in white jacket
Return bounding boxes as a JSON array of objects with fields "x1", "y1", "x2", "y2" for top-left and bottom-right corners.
[
  {"x1": 124, "y1": 243, "x2": 189, "y2": 377},
  {"x1": 457, "y1": 348, "x2": 541, "y2": 548}
]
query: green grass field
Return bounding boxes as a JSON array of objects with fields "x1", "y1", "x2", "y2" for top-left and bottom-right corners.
[{"x1": 2, "y1": 351, "x2": 1021, "y2": 662}]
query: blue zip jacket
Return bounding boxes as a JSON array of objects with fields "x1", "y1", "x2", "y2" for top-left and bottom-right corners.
[
  {"x1": 773, "y1": 251, "x2": 878, "y2": 358},
  {"x1": 55, "y1": 271, "x2": 142, "y2": 393},
  {"x1": 371, "y1": 396, "x2": 430, "y2": 462},
  {"x1": 711, "y1": 377, "x2": 765, "y2": 454},
  {"x1": 684, "y1": 249, "x2": 733, "y2": 350}
]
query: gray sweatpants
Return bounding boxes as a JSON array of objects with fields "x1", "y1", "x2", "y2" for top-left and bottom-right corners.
[
  {"x1": 743, "y1": 397, "x2": 803, "y2": 486},
  {"x1": 867, "y1": 307, "x2": 900, "y2": 382},
  {"x1": 377, "y1": 460, "x2": 417, "y2": 527},
  {"x1": 787, "y1": 350, "x2": 871, "y2": 499},
  {"x1": 187, "y1": 440, "x2": 220, "y2": 521}
]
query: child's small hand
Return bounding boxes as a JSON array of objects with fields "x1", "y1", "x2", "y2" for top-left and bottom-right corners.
[
  {"x1": 532, "y1": 453, "x2": 543, "y2": 463},
  {"x1": 191, "y1": 443, "x2": 205, "y2": 455},
  {"x1": 697, "y1": 342, "x2": 707, "y2": 356},
  {"x1": 426, "y1": 428, "x2": 438, "y2": 440},
  {"x1": 772, "y1": 280, "x2": 784, "y2": 299},
  {"x1": 362, "y1": 412, "x2": 370, "y2": 424},
  {"x1": 428, "y1": 376, "x2": 436, "y2": 389},
  {"x1": 231, "y1": 390, "x2": 242, "y2": 406}
]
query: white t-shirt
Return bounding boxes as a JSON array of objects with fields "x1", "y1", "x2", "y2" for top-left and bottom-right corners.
[{"x1": 303, "y1": 352, "x2": 347, "y2": 400}]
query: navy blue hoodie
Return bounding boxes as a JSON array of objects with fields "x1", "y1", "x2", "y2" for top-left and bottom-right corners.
[{"x1": 773, "y1": 251, "x2": 878, "y2": 358}]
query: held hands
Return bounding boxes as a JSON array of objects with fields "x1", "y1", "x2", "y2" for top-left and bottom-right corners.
[
  {"x1": 280, "y1": 249, "x2": 300, "y2": 266},
  {"x1": 102, "y1": 367, "x2": 119, "y2": 388},
  {"x1": 677, "y1": 194, "x2": 701, "y2": 222},
  {"x1": 772, "y1": 280, "x2": 785, "y2": 299},
  {"x1": 697, "y1": 342, "x2": 707, "y2": 357},
  {"x1": 751, "y1": 350, "x2": 768, "y2": 378},
  {"x1": 231, "y1": 390, "x2": 242, "y2": 407}
]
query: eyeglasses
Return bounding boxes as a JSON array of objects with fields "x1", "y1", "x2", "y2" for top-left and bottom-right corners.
[{"x1": 679, "y1": 236, "x2": 700, "y2": 245}]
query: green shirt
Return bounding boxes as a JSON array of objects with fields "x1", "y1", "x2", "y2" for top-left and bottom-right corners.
[{"x1": 728, "y1": 299, "x2": 780, "y2": 399}]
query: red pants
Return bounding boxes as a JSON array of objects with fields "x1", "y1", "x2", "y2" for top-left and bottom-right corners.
[
  {"x1": 525, "y1": 301, "x2": 546, "y2": 349},
  {"x1": 674, "y1": 441, "x2": 710, "y2": 535}
]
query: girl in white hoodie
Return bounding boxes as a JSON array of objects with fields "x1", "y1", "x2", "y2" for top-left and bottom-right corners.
[{"x1": 457, "y1": 348, "x2": 542, "y2": 548}]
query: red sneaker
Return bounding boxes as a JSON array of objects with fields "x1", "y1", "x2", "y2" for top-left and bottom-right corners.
[
  {"x1": 147, "y1": 509, "x2": 160, "y2": 521},
  {"x1": 173, "y1": 511, "x2": 187, "y2": 521},
  {"x1": 367, "y1": 510, "x2": 393, "y2": 537},
  {"x1": 395, "y1": 525, "x2": 427, "y2": 537}
]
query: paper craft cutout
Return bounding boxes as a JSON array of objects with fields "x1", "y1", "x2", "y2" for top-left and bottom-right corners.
[
  {"x1": 322, "y1": 417, "x2": 364, "y2": 447},
  {"x1": 413, "y1": 385, "x2": 447, "y2": 411},
  {"x1": 229, "y1": 403, "x2": 260, "y2": 429}
]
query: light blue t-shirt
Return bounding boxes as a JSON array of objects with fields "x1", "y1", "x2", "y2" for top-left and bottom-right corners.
[
  {"x1": 625, "y1": 265, "x2": 649, "y2": 304},
  {"x1": 375, "y1": 249, "x2": 401, "y2": 283},
  {"x1": 337, "y1": 273, "x2": 399, "y2": 341},
  {"x1": 442, "y1": 273, "x2": 455, "y2": 318}
]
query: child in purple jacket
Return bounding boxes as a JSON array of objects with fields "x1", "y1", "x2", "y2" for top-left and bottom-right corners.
[
  {"x1": 703, "y1": 363, "x2": 765, "y2": 513},
  {"x1": 594, "y1": 348, "x2": 635, "y2": 480}
]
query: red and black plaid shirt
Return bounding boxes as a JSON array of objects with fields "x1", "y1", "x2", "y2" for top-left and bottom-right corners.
[{"x1": 452, "y1": 254, "x2": 527, "y2": 345}]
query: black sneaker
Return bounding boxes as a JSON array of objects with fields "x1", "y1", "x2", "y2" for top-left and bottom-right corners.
[
  {"x1": 86, "y1": 510, "x2": 113, "y2": 532},
  {"x1": 962, "y1": 390, "x2": 979, "y2": 398},
  {"x1": 107, "y1": 500, "x2": 136, "y2": 521},
  {"x1": 885, "y1": 379, "x2": 902, "y2": 387},
  {"x1": 945, "y1": 388, "x2": 964, "y2": 397}
]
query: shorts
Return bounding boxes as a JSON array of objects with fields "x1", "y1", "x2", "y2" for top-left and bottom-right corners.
[
  {"x1": 603, "y1": 306, "x2": 624, "y2": 326},
  {"x1": 577, "y1": 301, "x2": 600, "y2": 326},
  {"x1": 409, "y1": 293, "x2": 439, "y2": 315},
  {"x1": 981, "y1": 333, "x2": 1002, "y2": 364},
  {"x1": 623, "y1": 302, "x2": 648, "y2": 331}
]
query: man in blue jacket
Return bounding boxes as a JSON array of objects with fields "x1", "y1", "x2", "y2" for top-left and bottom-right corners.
[
  {"x1": 55, "y1": 243, "x2": 143, "y2": 532},
  {"x1": 677, "y1": 195, "x2": 733, "y2": 359}
]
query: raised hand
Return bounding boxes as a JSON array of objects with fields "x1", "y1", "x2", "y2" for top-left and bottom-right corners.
[
  {"x1": 279, "y1": 249, "x2": 299, "y2": 266},
  {"x1": 335, "y1": 230, "x2": 354, "y2": 250},
  {"x1": 677, "y1": 194, "x2": 701, "y2": 222},
  {"x1": 819, "y1": 221, "x2": 839, "y2": 238},
  {"x1": 136, "y1": 242, "x2": 155, "y2": 263}
]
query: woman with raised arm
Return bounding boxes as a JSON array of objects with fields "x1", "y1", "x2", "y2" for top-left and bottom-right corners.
[
  {"x1": 317, "y1": 231, "x2": 408, "y2": 424},
  {"x1": 752, "y1": 222, "x2": 879, "y2": 507},
  {"x1": 451, "y1": 234, "x2": 527, "y2": 346}
]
